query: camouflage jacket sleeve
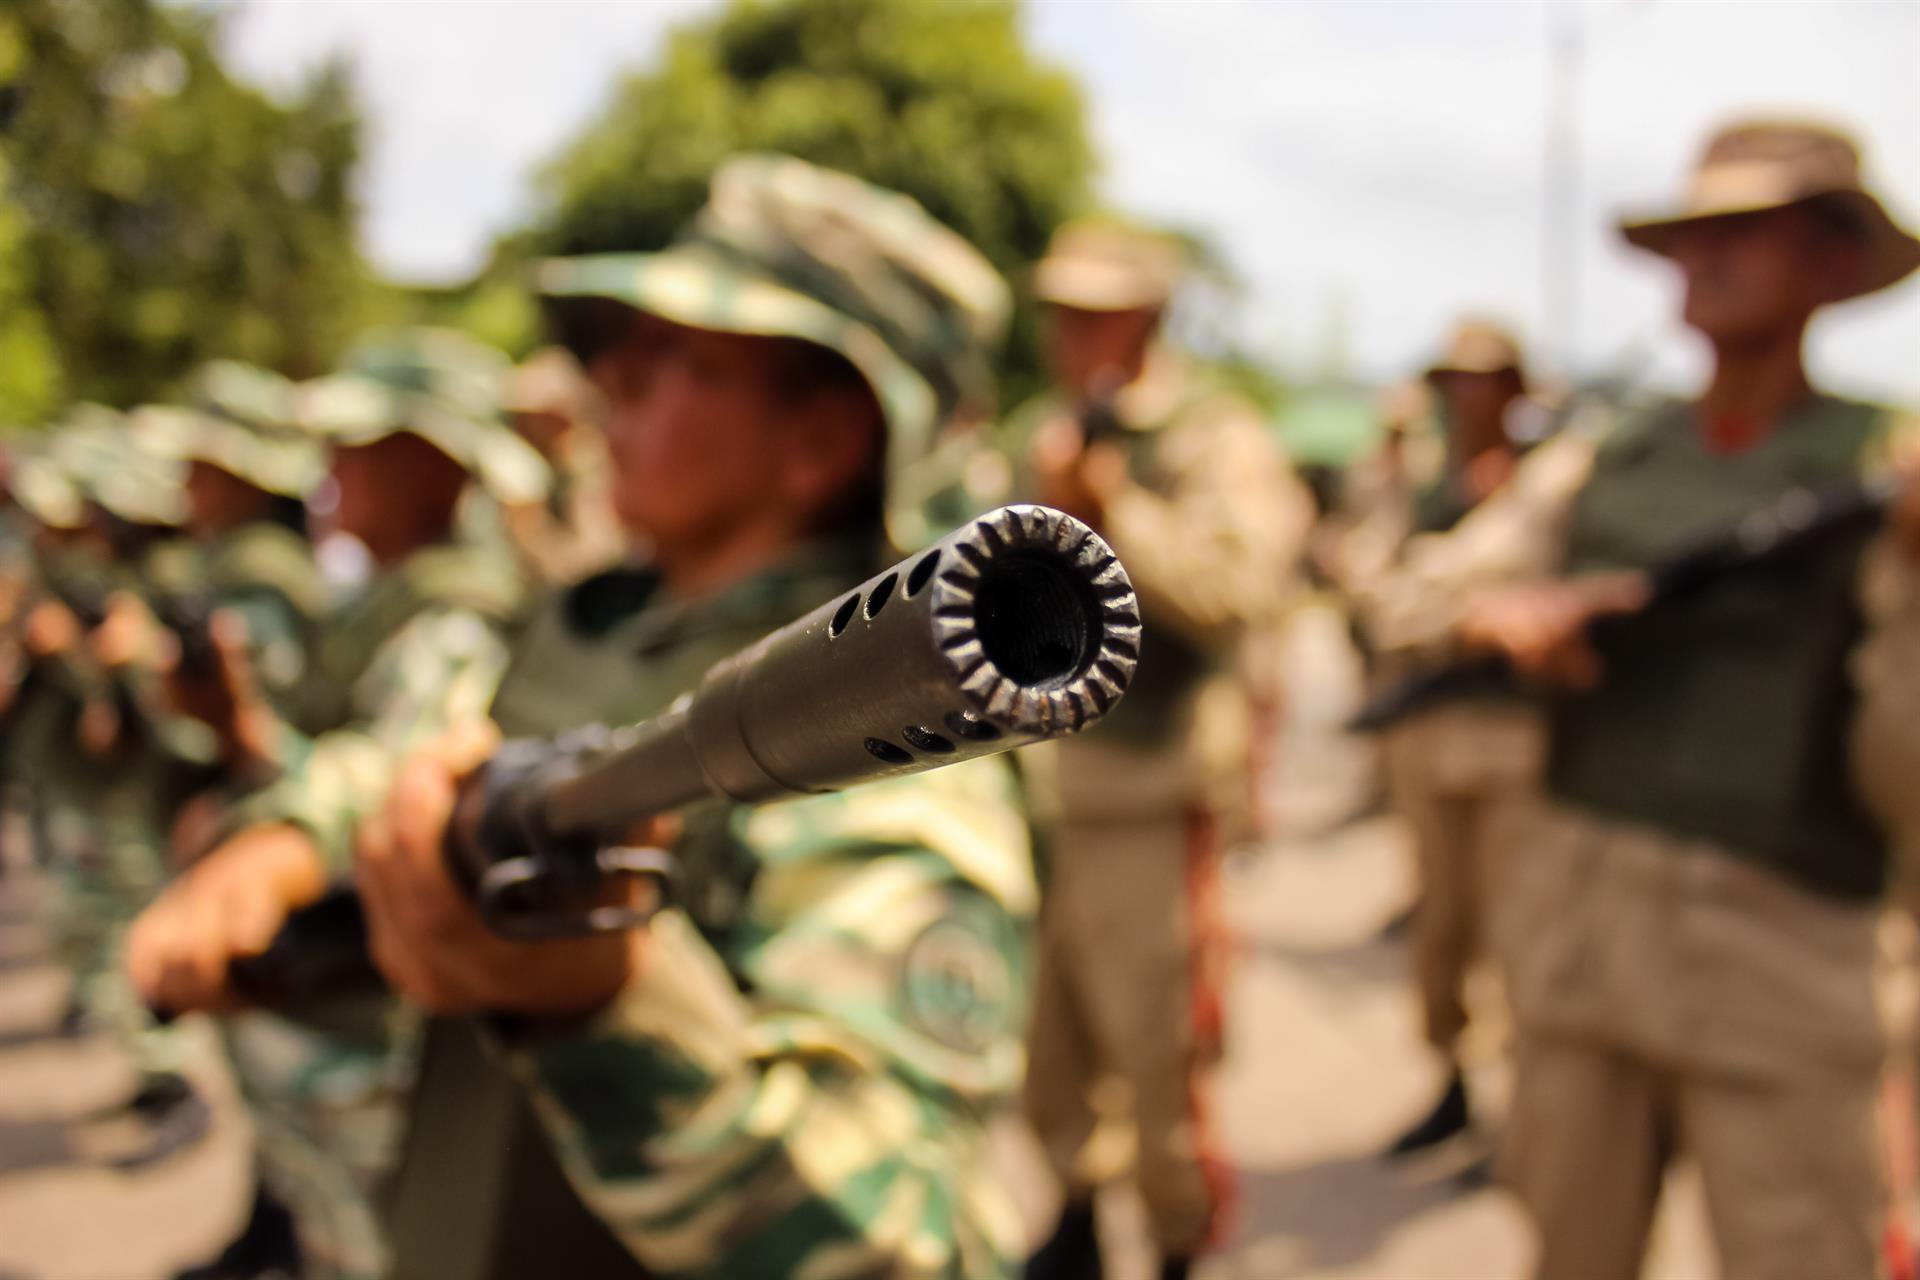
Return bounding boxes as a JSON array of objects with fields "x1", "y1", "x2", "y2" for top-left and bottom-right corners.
[
  {"x1": 232, "y1": 605, "x2": 516, "y2": 872},
  {"x1": 1099, "y1": 396, "x2": 1309, "y2": 654},
  {"x1": 1357, "y1": 430, "x2": 1598, "y2": 659},
  {"x1": 507, "y1": 759, "x2": 1035, "y2": 1280}
]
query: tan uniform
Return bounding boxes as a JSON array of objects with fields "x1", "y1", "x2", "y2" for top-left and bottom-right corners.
[
  {"x1": 1361, "y1": 434, "x2": 1592, "y2": 1057},
  {"x1": 1019, "y1": 351, "x2": 1309, "y2": 1253},
  {"x1": 1376, "y1": 704, "x2": 1542, "y2": 1050},
  {"x1": 1381, "y1": 399, "x2": 1918, "y2": 1280}
]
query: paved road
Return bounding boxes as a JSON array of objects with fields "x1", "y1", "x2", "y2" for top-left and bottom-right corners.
[{"x1": 0, "y1": 602, "x2": 1720, "y2": 1280}]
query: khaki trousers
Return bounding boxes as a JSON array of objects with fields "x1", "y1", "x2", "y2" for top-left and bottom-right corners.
[
  {"x1": 1382, "y1": 707, "x2": 1540, "y2": 1054},
  {"x1": 1022, "y1": 810, "x2": 1232, "y2": 1256},
  {"x1": 1505, "y1": 1032, "x2": 1881, "y2": 1280},
  {"x1": 1490, "y1": 798, "x2": 1887, "y2": 1280},
  {"x1": 1383, "y1": 741, "x2": 1486, "y2": 1053}
]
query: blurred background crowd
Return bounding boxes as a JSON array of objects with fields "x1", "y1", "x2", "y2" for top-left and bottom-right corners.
[{"x1": 0, "y1": 2, "x2": 1916, "y2": 1279}]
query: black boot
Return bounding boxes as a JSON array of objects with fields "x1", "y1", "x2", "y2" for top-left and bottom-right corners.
[
  {"x1": 1027, "y1": 1198, "x2": 1102, "y2": 1280},
  {"x1": 173, "y1": 1184, "x2": 303, "y2": 1280},
  {"x1": 1159, "y1": 1258, "x2": 1193, "y2": 1280},
  {"x1": 1385, "y1": 1070, "x2": 1470, "y2": 1157}
]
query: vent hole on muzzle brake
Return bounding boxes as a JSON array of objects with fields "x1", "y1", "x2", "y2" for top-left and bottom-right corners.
[
  {"x1": 830, "y1": 594, "x2": 860, "y2": 637},
  {"x1": 971, "y1": 551, "x2": 1100, "y2": 690},
  {"x1": 864, "y1": 737, "x2": 913, "y2": 765}
]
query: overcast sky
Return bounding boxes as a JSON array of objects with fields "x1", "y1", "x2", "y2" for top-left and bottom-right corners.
[{"x1": 216, "y1": 0, "x2": 1920, "y2": 399}]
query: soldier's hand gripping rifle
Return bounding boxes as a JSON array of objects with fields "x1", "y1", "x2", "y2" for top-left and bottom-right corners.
[
  {"x1": 1348, "y1": 471, "x2": 1901, "y2": 732},
  {"x1": 212, "y1": 504, "x2": 1143, "y2": 1008}
]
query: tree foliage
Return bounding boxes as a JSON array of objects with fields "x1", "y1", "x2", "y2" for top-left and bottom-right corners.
[
  {"x1": 0, "y1": 0, "x2": 373, "y2": 418},
  {"x1": 523, "y1": 0, "x2": 1096, "y2": 397}
]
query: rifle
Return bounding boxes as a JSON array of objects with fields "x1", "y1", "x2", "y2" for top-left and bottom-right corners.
[
  {"x1": 1077, "y1": 375, "x2": 1126, "y2": 447},
  {"x1": 1348, "y1": 471, "x2": 1901, "y2": 733},
  {"x1": 205, "y1": 504, "x2": 1142, "y2": 1008},
  {"x1": 43, "y1": 576, "x2": 112, "y2": 631},
  {"x1": 151, "y1": 590, "x2": 221, "y2": 681}
]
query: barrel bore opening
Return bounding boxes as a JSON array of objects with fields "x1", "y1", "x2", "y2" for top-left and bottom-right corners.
[{"x1": 972, "y1": 551, "x2": 1100, "y2": 689}]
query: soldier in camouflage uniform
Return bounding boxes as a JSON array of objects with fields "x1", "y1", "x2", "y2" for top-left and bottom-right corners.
[
  {"x1": 1359, "y1": 320, "x2": 1547, "y2": 1157},
  {"x1": 131, "y1": 346, "x2": 547, "y2": 1280},
  {"x1": 1012, "y1": 221, "x2": 1310, "y2": 1280},
  {"x1": 133, "y1": 153, "x2": 1033, "y2": 1280},
  {"x1": 1373, "y1": 120, "x2": 1920, "y2": 1280},
  {"x1": 0, "y1": 410, "x2": 227, "y2": 1166},
  {"x1": 59, "y1": 370, "x2": 331, "y2": 1170},
  {"x1": 123, "y1": 363, "x2": 328, "y2": 785}
]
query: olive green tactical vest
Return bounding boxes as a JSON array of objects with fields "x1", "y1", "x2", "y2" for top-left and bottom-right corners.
[{"x1": 1548, "y1": 395, "x2": 1894, "y2": 901}]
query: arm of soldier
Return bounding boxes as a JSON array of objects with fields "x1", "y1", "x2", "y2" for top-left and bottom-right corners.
[
  {"x1": 1358, "y1": 430, "x2": 1598, "y2": 659},
  {"x1": 363, "y1": 760, "x2": 1033, "y2": 1277},
  {"x1": 1093, "y1": 402, "x2": 1307, "y2": 652},
  {"x1": 126, "y1": 606, "x2": 515, "y2": 1015},
  {"x1": 1848, "y1": 426, "x2": 1920, "y2": 876},
  {"x1": 227, "y1": 605, "x2": 517, "y2": 873}
]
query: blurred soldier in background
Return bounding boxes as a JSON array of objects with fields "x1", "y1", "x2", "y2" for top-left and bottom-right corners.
[
  {"x1": 499, "y1": 346, "x2": 625, "y2": 582},
  {"x1": 1016, "y1": 220, "x2": 1310, "y2": 1280},
  {"x1": 128, "y1": 361, "x2": 327, "y2": 785},
  {"x1": 1360, "y1": 320, "x2": 1546, "y2": 1156},
  {"x1": 1314, "y1": 379, "x2": 1437, "y2": 599},
  {"x1": 134, "y1": 344, "x2": 546, "y2": 1280},
  {"x1": 62, "y1": 365, "x2": 330, "y2": 1171},
  {"x1": 1380, "y1": 119, "x2": 1920, "y2": 1280},
  {"x1": 131, "y1": 155, "x2": 1038, "y2": 1280},
  {"x1": 10, "y1": 409, "x2": 230, "y2": 1170},
  {"x1": 1407, "y1": 322, "x2": 1528, "y2": 539}
]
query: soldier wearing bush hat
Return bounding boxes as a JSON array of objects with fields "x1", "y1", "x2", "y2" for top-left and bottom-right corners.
[
  {"x1": 1378, "y1": 117, "x2": 1920, "y2": 1280},
  {"x1": 1017, "y1": 217, "x2": 1309, "y2": 1280}
]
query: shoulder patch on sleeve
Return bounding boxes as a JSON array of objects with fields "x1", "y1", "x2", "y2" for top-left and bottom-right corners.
[{"x1": 898, "y1": 901, "x2": 1017, "y2": 1055}]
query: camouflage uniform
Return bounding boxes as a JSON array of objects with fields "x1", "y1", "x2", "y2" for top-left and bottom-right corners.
[
  {"x1": 489, "y1": 542, "x2": 1033, "y2": 1280},
  {"x1": 19, "y1": 415, "x2": 206, "y2": 1076},
  {"x1": 1012, "y1": 223, "x2": 1311, "y2": 1256},
  {"x1": 37, "y1": 385, "x2": 325, "y2": 1156},
  {"x1": 217, "y1": 351, "x2": 544, "y2": 1280},
  {"x1": 255, "y1": 155, "x2": 1031, "y2": 1278}
]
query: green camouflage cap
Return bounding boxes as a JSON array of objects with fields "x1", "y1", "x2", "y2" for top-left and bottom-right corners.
[
  {"x1": 296, "y1": 372, "x2": 550, "y2": 506},
  {"x1": 189, "y1": 360, "x2": 297, "y2": 431},
  {"x1": 8, "y1": 444, "x2": 85, "y2": 530},
  {"x1": 54, "y1": 405, "x2": 187, "y2": 527},
  {"x1": 131, "y1": 402, "x2": 322, "y2": 499},
  {"x1": 536, "y1": 153, "x2": 1011, "y2": 470},
  {"x1": 338, "y1": 327, "x2": 513, "y2": 423}
]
